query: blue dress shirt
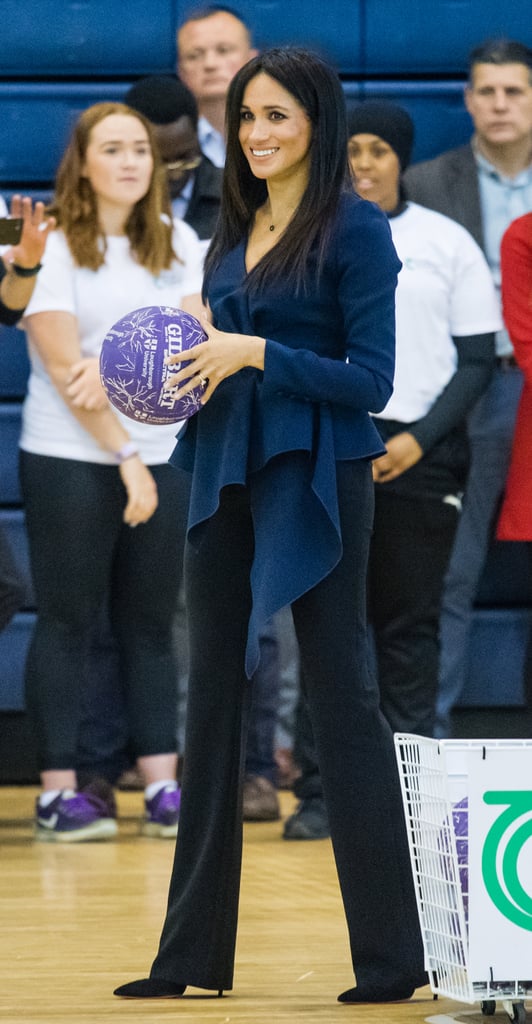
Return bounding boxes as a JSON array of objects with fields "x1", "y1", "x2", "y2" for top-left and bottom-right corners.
[
  {"x1": 476, "y1": 149, "x2": 532, "y2": 355},
  {"x1": 198, "y1": 116, "x2": 226, "y2": 168}
]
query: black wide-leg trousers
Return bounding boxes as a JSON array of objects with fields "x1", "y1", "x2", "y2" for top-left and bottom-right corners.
[{"x1": 150, "y1": 459, "x2": 424, "y2": 992}]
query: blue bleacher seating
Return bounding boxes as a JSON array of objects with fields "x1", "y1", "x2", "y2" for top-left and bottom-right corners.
[
  {"x1": 0, "y1": 508, "x2": 34, "y2": 609},
  {"x1": 476, "y1": 541, "x2": 532, "y2": 607},
  {"x1": 0, "y1": 325, "x2": 29, "y2": 398},
  {"x1": 0, "y1": 404, "x2": 23, "y2": 504},
  {"x1": 2, "y1": 189, "x2": 53, "y2": 207},
  {"x1": 0, "y1": 83, "x2": 131, "y2": 184},
  {"x1": 0, "y1": 612, "x2": 35, "y2": 710},
  {"x1": 363, "y1": 0, "x2": 532, "y2": 74},
  {"x1": 0, "y1": 1, "x2": 178, "y2": 77},
  {"x1": 459, "y1": 609, "x2": 532, "y2": 708}
]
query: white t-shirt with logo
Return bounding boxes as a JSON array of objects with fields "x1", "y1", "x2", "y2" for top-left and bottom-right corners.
[
  {"x1": 374, "y1": 202, "x2": 502, "y2": 423},
  {"x1": 20, "y1": 220, "x2": 204, "y2": 465}
]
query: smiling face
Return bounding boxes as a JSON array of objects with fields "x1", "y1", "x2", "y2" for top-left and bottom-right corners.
[
  {"x1": 82, "y1": 113, "x2": 154, "y2": 214},
  {"x1": 178, "y1": 11, "x2": 256, "y2": 105},
  {"x1": 348, "y1": 133, "x2": 400, "y2": 211},
  {"x1": 238, "y1": 72, "x2": 313, "y2": 187},
  {"x1": 465, "y1": 62, "x2": 532, "y2": 149}
]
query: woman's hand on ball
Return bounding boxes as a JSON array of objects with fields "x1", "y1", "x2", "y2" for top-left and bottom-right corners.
[
  {"x1": 119, "y1": 459, "x2": 158, "y2": 527},
  {"x1": 67, "y1": 357, "x2": 108, "y2": 410},
  {"x1": 163, "y1": 318, "x2": 266, "y2": 404}
]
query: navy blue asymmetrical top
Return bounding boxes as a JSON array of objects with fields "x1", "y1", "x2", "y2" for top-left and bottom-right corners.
[{"x1": 170, "y1": 191, "x2": 400, "y2": 676}]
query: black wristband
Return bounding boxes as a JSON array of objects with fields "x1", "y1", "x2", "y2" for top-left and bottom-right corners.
[{"x1": 11, "y1": 262, "x2": 42, "y2": 277}]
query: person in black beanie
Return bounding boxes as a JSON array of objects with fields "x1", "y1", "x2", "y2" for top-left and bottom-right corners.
[
  {"x1": 348, "y1": 100, "x2": 414, "y2": 177},
  {"x1": 283, "y1": 98, "x2": 500, "y2": 840},
  {"x1": 350, "y1": 99, "x2": 501, "y2": 736}
]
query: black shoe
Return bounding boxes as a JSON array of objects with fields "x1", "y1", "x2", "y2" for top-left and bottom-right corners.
[
  {"x1": 113, "y1": 978, "x2": 224, "y2": 998},
  {"x1": 338, "y1": 972, "x2": 430, "y2": 1003},
  {"x1": 114, "y1": 978, "x2": 186, "y2": 998},
  {"x1": 283, "y1": 796, "x2": 330, "y2": 840}
]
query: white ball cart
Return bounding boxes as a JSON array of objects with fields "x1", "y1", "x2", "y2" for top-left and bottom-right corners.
[{"x1": 394, "y1": 735, "x2": 532, "y2": 1024}]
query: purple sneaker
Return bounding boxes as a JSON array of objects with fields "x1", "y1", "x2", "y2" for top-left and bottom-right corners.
[
  {"x1": 142, "y1": 783, "x2": 180, "y2": 838},
  {"x1": 35, "y1": 789, "x2": 118, "y2": 843}
]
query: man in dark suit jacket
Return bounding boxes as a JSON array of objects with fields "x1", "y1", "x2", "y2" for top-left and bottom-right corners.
[
  {"x1": 404, "y1": 38, "x2": 532, "y2": 736},
  {"x1": 405, "y1": 143, "x2": 483, "y2": 246},
  {"x1": 125, "y1": 74, "x2": 223, "y2": 240},
  {"x1": 178, "y1": 151, "x2": 222, "y2": 241}
]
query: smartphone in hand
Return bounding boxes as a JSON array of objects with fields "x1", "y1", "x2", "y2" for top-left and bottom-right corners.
[{"x1": 0, "y1": 218, "x2": 23, "y2": 245}]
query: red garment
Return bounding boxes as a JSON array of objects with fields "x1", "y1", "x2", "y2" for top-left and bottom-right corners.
[{"x1": 497, "y1": 212, "x2": 532, "y2": 540}]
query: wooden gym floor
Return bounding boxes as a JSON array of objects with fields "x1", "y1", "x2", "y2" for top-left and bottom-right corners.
[{"x1": 0, "y1": 786, "x2": 527, "y2": 1024}]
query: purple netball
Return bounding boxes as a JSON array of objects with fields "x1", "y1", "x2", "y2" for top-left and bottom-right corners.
[
  {"x1": 100, "y1": 305, "x2": 208, "y2": 424},
  {"x1": 452, "y1": 796, "x2": 469, "y2": 923},
  {"x1": 437, "y1": 795, "x2": 469, "y2": 928}
]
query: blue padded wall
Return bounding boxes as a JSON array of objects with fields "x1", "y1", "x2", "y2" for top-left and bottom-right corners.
[
  {"x1": 0, "y1": 326, "x2": 29, "y2": 398},
  {"x1": 364, "y1": 0, "x2": 532, "y2": 74},
  {"x1": 476, "y1": 542, "x2": 532, "y2": 607},
  {"x1": 0, "y1": 404, "x2": 23, "y2": 504},
  {"x1": 0, "y1": 1, "x2": 177, "y2": 76},
  {"x1": 0, "y1": 3, "x2": 530, "y2": 83},
  {"x1": 0, "y1": 509, "x2": 34, "y2": 609},
  {"x1": 0, "y1": 83, "x2": 131, "y2": 184},
  {"x1": 2, "y1": 189, "x2": 53, "y2": 206},
  {"x1": 0, "y1": 613, "x2": 35, "y2": 710},
  {"x1": 459, "y1": 609, "x2": 532, "y2": 708}
]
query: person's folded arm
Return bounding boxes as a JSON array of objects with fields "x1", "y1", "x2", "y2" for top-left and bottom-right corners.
[{"x1": 409, "y1": 331, "x2": 495, "y2": 453}]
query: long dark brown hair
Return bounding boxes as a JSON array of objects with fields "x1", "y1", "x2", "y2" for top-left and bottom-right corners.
[
  {"x1": 203, "y1": 47, "x2": 352, "y2": 297},
  {"x1": 47, "y1": 102, "x2": 176, "y2": 274}
]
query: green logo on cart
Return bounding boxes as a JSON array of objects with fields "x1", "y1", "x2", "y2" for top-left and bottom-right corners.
[{"x1": 482, "y1": 791, "x2": 532, "y2": 930}]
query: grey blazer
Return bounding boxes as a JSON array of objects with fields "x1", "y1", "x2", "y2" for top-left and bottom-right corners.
[{"x1": 403, "y1": 142, "x2": 484, "y2": 252}]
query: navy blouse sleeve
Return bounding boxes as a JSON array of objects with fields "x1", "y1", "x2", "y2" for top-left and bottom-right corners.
[{"x1": 262, "y1": 197, "x2": 399, "y2": 414}]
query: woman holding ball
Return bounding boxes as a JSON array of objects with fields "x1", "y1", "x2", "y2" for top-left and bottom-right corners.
[
  {"x1": 20, "y1": 102, "x2": 204, "y2": 842},
  {"x1": 115, "y1": 49, "x2": 427, "y2": 1006}
]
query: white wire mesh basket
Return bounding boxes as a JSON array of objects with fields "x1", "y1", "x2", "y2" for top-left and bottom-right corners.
[{"x1": 394, "y1": 735, "x2": 532, "y2": 1023}]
